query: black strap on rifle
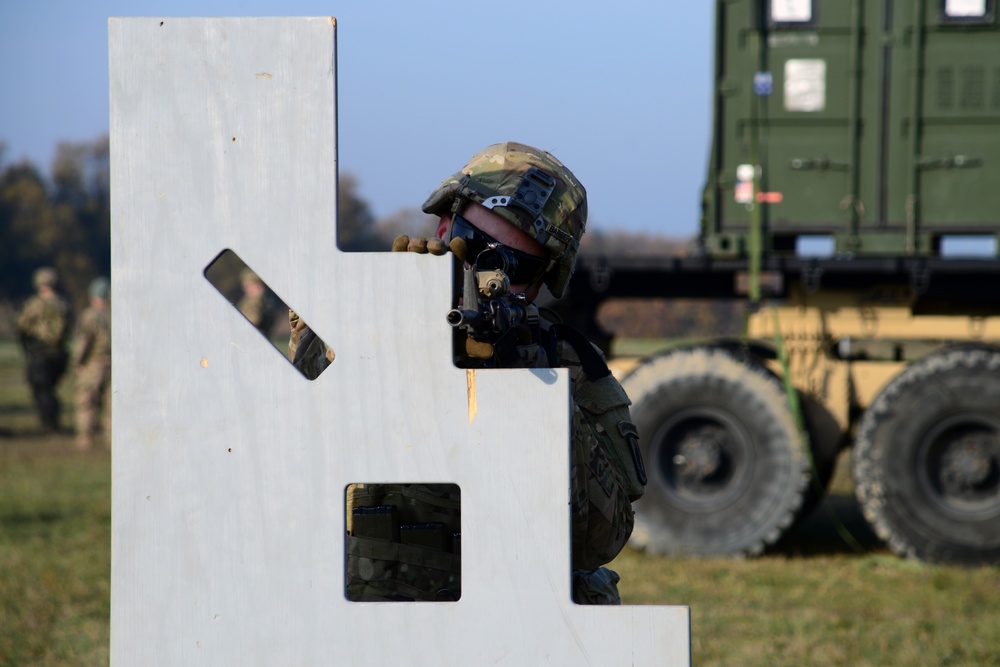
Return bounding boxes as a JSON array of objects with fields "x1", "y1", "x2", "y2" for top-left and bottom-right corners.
[
  {"x1": 489, "y1": 328, "x2": 522, "y2": 368},
  {"x1": 546, "y1": 323, "x2": 610, "y2": 380}
]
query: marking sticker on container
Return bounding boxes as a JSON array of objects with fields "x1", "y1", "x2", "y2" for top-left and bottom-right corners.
[
  {"x1": 945, "y1": 0, "x2": 987, "y2": 17},
  {"x1": 734, "y1": 163, "x2": 755, "y2": 204},
  {"x1": 754, "y1": 71, "x2": 773, "y2": 96},
  {"x1": 784, "y1": 59, "x2": 826, "y2": 112},
  {"x1": 771, "y1": 0, "x2": 813, "y2": 22}
]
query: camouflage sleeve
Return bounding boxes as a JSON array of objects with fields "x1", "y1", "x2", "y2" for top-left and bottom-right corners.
[
  {"x1": 287, "y1": 309, "x2": 303, "y2": 361},
  {"x1": 570, "y1": 398, "x2": 636, "y2": 571},
  {"x1": 15, "y1": 297, "x2": 42, "y2": 336},
  {"x1": 16, "y1": 296, "x2": 69, "y2": 349},
  {"x1": 71, "y1": 309, "x2": 97, "y2": 366},
  {"x1": 237, "y1": 294, "x2": 275, "y2": 334},
  {"x1": 565, "y1": 344, "x2": 646, "y2": 572},
  {"x1": 237, "y1": 295, "x2": 263, "y2": 328},
  {"x1": 287, "y1": 309, "x2": 334, "y2": 380}
]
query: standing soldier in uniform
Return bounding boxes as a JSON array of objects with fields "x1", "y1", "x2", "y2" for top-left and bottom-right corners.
[
  {"x1": 236, "y1": 269, "x2": 275, "y2": 337},
  {"x1": 72, "y1": 276, "x2": 112, "y2": 450},
  {"x1": 16, "y1": 267, "x2": 72, "y2": 432},
  {"x1": 291, "y1": 142, "x2": 646, "y2": 604}
]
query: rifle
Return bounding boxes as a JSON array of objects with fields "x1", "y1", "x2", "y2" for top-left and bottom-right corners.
[{"x1": 446, "y1": 243, "x2": 543, "y2": 367}]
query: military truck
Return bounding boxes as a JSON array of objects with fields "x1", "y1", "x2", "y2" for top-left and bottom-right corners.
[{"x1": 561, "y1": 0, "x2": 1000, "y2": 564}]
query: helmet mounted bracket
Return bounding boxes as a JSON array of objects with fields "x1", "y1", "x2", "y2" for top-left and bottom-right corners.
[{"x1": 476, "y1": 167, "x2": 557, "y2": 244}]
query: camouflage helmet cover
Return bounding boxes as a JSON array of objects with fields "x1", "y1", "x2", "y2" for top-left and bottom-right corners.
[
  {"x1": 421, "y1": 142, "x2": 587, "y2": 298},
  {"x1": 33, "y1": 267, "x2": 59, "y2": 289},
  {"x1": 88, "y1": 276, "x2": 111, "y2": 300}
]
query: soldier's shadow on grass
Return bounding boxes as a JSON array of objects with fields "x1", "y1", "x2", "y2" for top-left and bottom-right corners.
[{"x1": 768, "y1": 493, "x2": 883, "y2": 557}]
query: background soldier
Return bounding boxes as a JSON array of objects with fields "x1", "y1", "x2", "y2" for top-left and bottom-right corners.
[
  {"x1": 72, "y1": 276, "x2": 112, "y2": 450},
  {"x1": 291, "y1": 142, "x2": 646, "y2": 604},
  {"x1": 15, "y1": 267, "x2": 72, "y2": 432},
  {"x1": 236, "y1": 268, "x2": 275, "y2": 336}
]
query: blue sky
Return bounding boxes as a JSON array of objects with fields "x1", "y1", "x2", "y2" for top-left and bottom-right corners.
[{"x1": 1, "y1": 1, "x2": 714, "y2": 237}]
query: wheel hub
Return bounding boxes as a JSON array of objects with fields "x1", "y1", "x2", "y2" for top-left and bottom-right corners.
[
  {"x1": 653, "y1": 409, "x2": 754, "y2": 512},
  {"x1": 921, "y1": 416, "x2": 1000, "y2": 517},
  {"x1": 673, "y1": 425, "x2": 724, "y2": 481},
  {"x1": 941, "y1": 435, "x2": 996, "y2": 490}
]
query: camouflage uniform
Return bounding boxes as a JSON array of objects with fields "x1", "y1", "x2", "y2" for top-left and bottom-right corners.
[
  {"x1": 293, "y1": 143, "x2": 645, "y2": 604},
  {"x1": 236, "y1": 269, "x2": 275, "y2": 336},
  {"x1": 556, "y1": 338, "x2": 642, "y2": 574},
  {"x1": 345, "y1": 483, "x2": 462, "y2": 601},
  {"x1": 287, "y1": 310, "x2": 334, "y2": 376},
  {"x1": 423, "y1": 143, "x2": 646, "y2": 601},
  {"x1": 289, "y1": 315, "x2": 643, "y2": 603},
  {"x1": 16, "y1": 268, "x2": 72, "y2": 431},
  {"x1": 72, "y1": 278, "x2": 112, "y2": 449}
]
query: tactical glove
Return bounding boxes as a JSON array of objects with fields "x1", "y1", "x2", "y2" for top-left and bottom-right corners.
[
  {"x1": 392, "y1": 235, "x2": 468, "y2": 262},
  {"x1": 392, "y1": 235, "x2": 448, "y2": 255}
]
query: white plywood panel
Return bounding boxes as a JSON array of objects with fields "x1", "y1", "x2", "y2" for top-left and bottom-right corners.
[{"x1": 109, "y1": 17, "x2": 689, "y2": 666}]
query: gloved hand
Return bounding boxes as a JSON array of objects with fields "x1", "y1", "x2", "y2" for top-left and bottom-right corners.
[
  {"x1": 457, "y1": 332, "x2": 494, "y2": 360},
  {"x1": 391, "y1": 235, "x2": 448, "y2": 255},
  {"x1": 392, "y1": 235, "x2": 468, "y2": 262}
]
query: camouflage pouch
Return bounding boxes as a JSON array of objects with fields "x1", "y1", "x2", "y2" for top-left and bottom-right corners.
[
  {"x1": 348, "y1": 484, "x2": 461, "y2": 527},
  {"x1": 346, "y1": 484, "x2": 461, "y2": 601},
  {"x1": 346, "y1": 535, "x2": 461, "y2": 601},
  {"x1": 573, "y1": 375, "x2": 648, "y2": 502}
]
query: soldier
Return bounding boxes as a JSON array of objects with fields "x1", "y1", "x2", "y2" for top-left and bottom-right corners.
[
  {"x1": 16, "y1": 267, "x2": 72, "y2": 432},
  {"x1": 72, "y1": 277, "x2": 112, "y2": 450},
  {"x1": 291, "y1": 142, "x2": 646, "y2": 604},
  {"x1": 236, "y1": 268, "x2": 275, "y2": 336}
]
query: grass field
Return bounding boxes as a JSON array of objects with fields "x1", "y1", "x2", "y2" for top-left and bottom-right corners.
[
  {"x1": 0, "y1": 341, "x2": 110, "y2": 667},
  {"x1": 1, "y1": 339, "x2": 998, "y2": 666}
]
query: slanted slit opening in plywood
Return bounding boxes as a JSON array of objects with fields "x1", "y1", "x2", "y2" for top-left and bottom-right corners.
[{"x1": 204, "y1": 248, "x2": 334, "y2": 379}]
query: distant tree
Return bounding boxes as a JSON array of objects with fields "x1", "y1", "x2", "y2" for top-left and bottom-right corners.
[
  {"x1": 49, "y1": 137, "x2": 111, "y2": 306},
  {"x1": 573, "y1": 227, "x2": 742, "y2": 341},
  {"x1": 580, "y1": 228, "x2": 694, "y2": 257},
  {"x1": 337, "y1": 180, "x2": 439, "y2": 252},
  {"x1": 336, "y1": 172, "x2": 378, "y2": 251},
  {"x1": 597, "y1": 297, "x2": 743, "y2": 340},
  {"x1": 0, "y1": 159, "x2": 56, "y2": 301},
  {"x1": 0, "y1": 136, "x2": 110, "y2": 312},
  {"x1": 371, "y1": 207, "x2": 439, "y2": 249}
]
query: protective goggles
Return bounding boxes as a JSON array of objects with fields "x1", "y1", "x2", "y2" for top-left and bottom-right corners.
[{"x1": 450, "y1": 215, "x2": 550, "y2": 285}]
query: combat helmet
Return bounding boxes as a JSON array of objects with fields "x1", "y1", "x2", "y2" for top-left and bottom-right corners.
[
  {"x1": 421, "y1": 142, "x2": 587, "y2": 298},
  {"x1": 33, "y1": 267, "x2": 59, "y2": 289},
  {"x1": 88, "y1": 276, "x2": 111, "y2": 300}
]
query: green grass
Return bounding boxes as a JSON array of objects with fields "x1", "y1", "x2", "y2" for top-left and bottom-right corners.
[
  {"x1": 0, "y1": 445, "x2": 110, "y2": 667},
  {"x1": 1, "y1": 339, "x2": 998, "y2": 666},
  {"x1": 1, "y1": 341, "x2": 110, "y2": 667},
  {"x1": 612, "y1": 546, "x2": 1000, "y2": 666},
  {"x1": 609, "y1": 439, "x2": 1000, "y2": 666}
]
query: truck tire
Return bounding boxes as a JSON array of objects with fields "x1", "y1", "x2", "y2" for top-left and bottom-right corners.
[
  {"x1": 853, "y1": 347, "x2": 1000, "y2": 564},
  {"x1": 622, "y1": 347, "x2": 810, "y2": 556}
]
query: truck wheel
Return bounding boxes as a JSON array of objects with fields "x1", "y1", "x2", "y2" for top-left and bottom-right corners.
[
  {"x1": 622, "y1": 347, "x2": 810, "y2": 556},
  {"x1": 853, "y1": 347, "x2": 1000, "y2": 564}
]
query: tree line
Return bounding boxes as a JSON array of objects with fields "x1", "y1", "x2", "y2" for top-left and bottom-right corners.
[
  {"x1": 1, "y1": 137, "x2": 111, "y2": 318},
  {"x1": 0, "y1": 136, "x2": 437, "y2": 336},
  {"x1": 1, "y1": 134, "x2": 738, "y2": 341}
]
